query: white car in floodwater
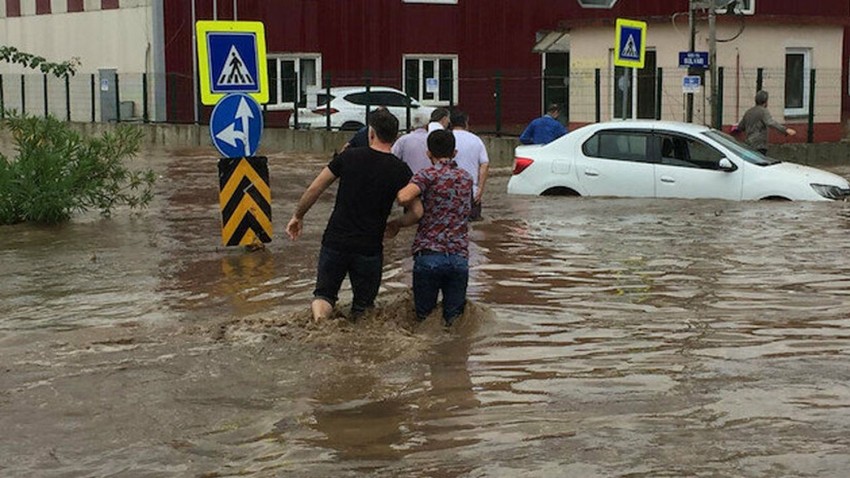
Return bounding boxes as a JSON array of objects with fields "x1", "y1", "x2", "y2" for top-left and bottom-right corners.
[{"x1": 507, "y1": 120, "x2": 850, "y2": 201}]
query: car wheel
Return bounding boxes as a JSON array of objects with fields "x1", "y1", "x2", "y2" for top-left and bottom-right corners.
[
  {"x1": 541, "y1": 187, "x2": 581, "y2": 197},
  {"x1": 341, "y1": 121, "x2": 364, "y2": 131}
]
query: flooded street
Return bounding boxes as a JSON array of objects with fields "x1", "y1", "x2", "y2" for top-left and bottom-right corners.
[{"x1": 3, "y1": 149, "x2": 850, "y2": 477}]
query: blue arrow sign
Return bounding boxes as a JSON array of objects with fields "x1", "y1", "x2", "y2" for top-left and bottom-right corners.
[
  {"x1": 208, "y1": 32, "x2": 260, "y2": 94},
  {"x1": 210, "y1": 93, "x2": 263, "y2": 158}
]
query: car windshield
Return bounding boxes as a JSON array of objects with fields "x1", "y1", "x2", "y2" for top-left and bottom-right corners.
[{"x1": 702, "y1": 130, "x2": 780, "y2": 166}]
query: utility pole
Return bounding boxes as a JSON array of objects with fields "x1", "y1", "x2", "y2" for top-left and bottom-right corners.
[
  {"x1": 687, "y1": 0, "x2": 695, "y2": 122},
  {"x1": 709, "y1": 4, "x2": 718, "y2": 128}
]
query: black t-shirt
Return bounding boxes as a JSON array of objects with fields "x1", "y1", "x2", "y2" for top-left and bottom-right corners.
[{"x1": 322, "y1": 147, "x2": 413, "y2": 255}]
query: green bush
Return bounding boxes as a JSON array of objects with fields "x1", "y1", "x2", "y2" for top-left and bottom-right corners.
[{"x1": 0, "y1": 112, "x2": 155, "y2": 225}]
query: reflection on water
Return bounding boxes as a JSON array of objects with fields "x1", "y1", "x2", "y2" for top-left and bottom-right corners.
[{"x1": 2, "y1": 152, "x2": 850, "y2": 476}]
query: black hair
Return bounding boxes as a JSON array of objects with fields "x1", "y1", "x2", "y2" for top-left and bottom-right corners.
[
  {"x1": 369, "y1": 108, "x2": 399, "y2": 143},
  {"x1": 430, "y1": 107, "x2": 450, "y2": 123},
  {"x1": 449, "y1": 110, "x2": 468, "y2": 128},
  {"x1": 427, "y1": 129, "x2": 455, "y2": 159}
]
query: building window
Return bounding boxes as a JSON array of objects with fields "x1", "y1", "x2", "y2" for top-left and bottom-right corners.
[
  {"x1": 403, "y1": 55, "x2": 458, "y2": 106},
  {"x1": 266, "y1": 54, "x2": 321, "y2": 110},
  {"x1": 717, "y1": 0, "x2": 755, "y2": 15},
  {"x1": 403, "y1": 0, "x2": 458, "y2": 4},
  {"x1": 784, "y1": 48, "x2": 811, "y2": 117}
]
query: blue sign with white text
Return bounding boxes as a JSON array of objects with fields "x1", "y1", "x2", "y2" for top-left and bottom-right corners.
[
  {"x1": 207, "y1": 32, "x2": 260, "y2": 94},
  {"x1": 210, "y1": 93, "x2": 263, "y2": 159},
  {"x1": 679, "y1": 51, "x2": 709, "y2": 69}
]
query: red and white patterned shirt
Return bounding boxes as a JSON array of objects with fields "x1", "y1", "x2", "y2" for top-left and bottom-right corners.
[{"x1": 410, "y1": 161, "x2": 473, "y2": 257}]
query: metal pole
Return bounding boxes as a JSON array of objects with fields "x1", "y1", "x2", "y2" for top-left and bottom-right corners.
[
  {"x1": 43, "y1": 74, "x2": 48, "y2": 117},
  {"x1": 756, "y1": 67, "x2": 763, "y2": 92},
  {"x1": 21, "y1": 75, "x2": 26, "y2": 115},
  {"x1": 807, "y1": 69, "x2": 816, "y2": 143},
  {"x1": 495, "y1": 71, "x2": 502, "y2": 136},
  {"x1": 143, "y1": 73, "x2": 149, "y2": 123},
  {"x1": 325, "y1": 74, "x2": 331, "y2": 131},
  {"x1": 365, "y1": 72, "x2": 371, "y2": 127},
  {"x1": 212, "y1": 0, "x2": 217, "y2": 20},
  {"x1": 687, "y1": 0, "x2": 695, "y2": 123},
  {"x1": 656, "y1": 67, "x2": 663, "y2": 120},
  {"x1": 0, "y1": 75, "x2": 4, "y2": 119},
  {"x1": 716, "y1": 66, "x2": 724, "y2": 129},
  {"x1": 709, "y1": 5, "x2": 717, "y2": 128},
  {"x1": 191, "y1": 0, "x2": 199, "y2": 124},
  {"x1": 594, "y1": 68, "x2": 601, "y2": 123},
  {"x1": 292, "y1": 71, "x2": 299, "y2": 129},
  {"x1": 65, "y1": 74, "x2": 71, "y2": 121},
  {"x1": 115, "y1": 74, "x2": 121, "y2": 122},
  {"x1": 233, "y1": 0, "x2": 237, "y2": 19},
  {"x1": 91, "y1": 74, "x2": 96, "y2": 122}
]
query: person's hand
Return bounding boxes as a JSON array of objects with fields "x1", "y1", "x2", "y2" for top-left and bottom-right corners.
[
  {"x1": 286, "y1": 216, "x2": 303, "y2": 240},
  {"x1": 786, "y1": 128, "x2": 797, "y2": 136},
  {"x1": 474, "y1": 189, "x2": 483, "y2": 204},
  {"x1": 384, "y1": 219, "x2": 400, "y2": 240}
]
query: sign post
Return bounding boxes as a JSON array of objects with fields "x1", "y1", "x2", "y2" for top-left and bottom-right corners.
[
  {"x1": 196, "y1": 21, "x2": 272, "y2": 248},
  {"x1": 614, "y1": 18, "x2": 646, "y2": 120}
]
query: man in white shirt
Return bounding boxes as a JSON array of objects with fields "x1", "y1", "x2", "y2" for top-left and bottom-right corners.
[
  {"x1": 450, "y1": 110, "x2": 489, "y2": 221},
  {"x1": 392, "y1": 108, "x2": 451, "y2": 174}
]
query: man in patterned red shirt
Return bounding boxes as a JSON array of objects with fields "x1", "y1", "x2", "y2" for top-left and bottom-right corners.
[{"x1": 387, "y1": 129, "x2": 474, "y2": 326}]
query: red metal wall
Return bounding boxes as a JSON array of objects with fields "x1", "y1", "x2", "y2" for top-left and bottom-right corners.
[{"x1": 164, "y1": 0, "x2": 850, "y2": 129}]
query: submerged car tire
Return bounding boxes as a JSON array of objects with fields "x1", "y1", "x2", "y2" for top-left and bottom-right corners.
[
  {"x1": 541, "y1": 187, "x2": 581, "y2": 197},
  {"x1": 341, "y1": 121, "x2": 365, "y2": 131}
]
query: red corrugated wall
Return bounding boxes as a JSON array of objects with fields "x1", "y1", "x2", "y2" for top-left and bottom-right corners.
[{"x1": 164, "y1": 0, "x2": 850, "y2": 130}]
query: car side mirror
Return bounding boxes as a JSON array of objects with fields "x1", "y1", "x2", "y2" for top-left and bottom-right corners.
[{"x1": 718, "y1": 157, "x2": 737, "y2": 172}]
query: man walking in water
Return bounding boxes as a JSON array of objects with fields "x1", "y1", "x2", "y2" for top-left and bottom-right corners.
[
  {"x1": 286, "y1": 109, "x2": 412, "y2": 321},
  {"x1": 450, "y1": 110, "x2": 489, "y2": 221},
  {"x1": 387, "y1": 129, "x2": 473, "y2": 326}
]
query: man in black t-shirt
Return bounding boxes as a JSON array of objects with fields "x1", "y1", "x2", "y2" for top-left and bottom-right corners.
[{"x1": 286, "y1": 109, "x2": 412, "y2": 321}]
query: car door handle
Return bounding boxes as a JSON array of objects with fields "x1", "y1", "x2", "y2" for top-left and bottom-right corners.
[
  {"x1": 660, "y1": 176, "x2": 675, "y2": 184},
  {"x1": 584, "y1": 169, "x2": 600, "y2": 177}
]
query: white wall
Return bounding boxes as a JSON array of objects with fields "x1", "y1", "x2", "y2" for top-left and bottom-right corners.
[
  {"x1": 568, "y1": 21, "x2": 844, "y2": 125},
  {"x1": 0, "y1": 4, "x2": 160, "y2": 121}
]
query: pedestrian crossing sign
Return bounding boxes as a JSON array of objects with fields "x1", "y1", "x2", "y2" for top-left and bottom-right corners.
[
  {"x1": 196, "y1": 21, "x2": 268, "y2": 105},
  {"x1": 614, "y1": 18, "x2": 646, "y2": 69}
]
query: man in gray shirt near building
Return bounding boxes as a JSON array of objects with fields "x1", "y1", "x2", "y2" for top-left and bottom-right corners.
[{"x1": 736, "y1": 90, "x2": 796, "y2": 155}]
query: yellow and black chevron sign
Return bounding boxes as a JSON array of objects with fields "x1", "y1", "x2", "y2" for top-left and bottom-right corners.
[{"x1": 218, "y1": 157, "x2": 272, "y2": 246}]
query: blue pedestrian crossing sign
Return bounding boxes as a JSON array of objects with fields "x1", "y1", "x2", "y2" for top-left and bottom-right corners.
[
  {"x1": 210, "y1": 93, "x2": 264, "y2": 159},
  {"x1": 196, "y1": 21, "x2": 268, "y2": 106},
  {"x1": 614, "y1": 18, "x2": 647, "y2": 69}
]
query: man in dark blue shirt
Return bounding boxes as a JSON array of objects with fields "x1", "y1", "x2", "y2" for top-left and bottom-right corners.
[{"x1": 519, "y1": 103, "x2": 568, "y2": 145}]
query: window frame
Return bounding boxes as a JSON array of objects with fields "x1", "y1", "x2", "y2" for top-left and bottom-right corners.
[
  {"x1": 266, "y1": 53, "x2": 322, "y2": 111},
  {"x1": 717, "y1": 0, "x2": 755, "y2": 15},
  {"x1": 582, "y1": 130, "x2": 653, "y2": 164},
  {"x1": 655, "y1": 132, "x2": 726, "y2": 171},
  {"x1": 402, "y1": 54, "x2": 459, "y2": 106},
  {"x1": 784, "y1": 47, "x2": 811, "y2": 117}
]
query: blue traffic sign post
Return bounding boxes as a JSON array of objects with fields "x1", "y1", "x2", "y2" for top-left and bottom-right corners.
[{"x1": 196, "y1": 21, "x2": 272, "y2": 248}]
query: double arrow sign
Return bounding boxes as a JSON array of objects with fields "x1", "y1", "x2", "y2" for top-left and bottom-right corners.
[{"x1": 215, "y1": 96, "x2": 256, "y2": 158}]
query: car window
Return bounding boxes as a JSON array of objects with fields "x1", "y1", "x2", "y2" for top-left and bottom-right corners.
[
  {"x1": 703, "y1": 130, "x2": 780, "y2": 166},
  {"x1": 657, "y1": 133, "x2": 725, "y2": 170},
  {"x1": 583, "y1": 131, "x2": 650, "y2": 163},
  {"x1": 373, "y1": 91, "x2": 410, "y2": 108},
  {"x1": 317, "y1": 94, "x2": 333, "y2": 107},
  {"x1": 343, "y1": 92, "x2": 372, "y2": 106}
]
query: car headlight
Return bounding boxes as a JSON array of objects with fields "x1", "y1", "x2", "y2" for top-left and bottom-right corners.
[{"x1": 810, "y1": 183, "x2": 850, "y2": 200}]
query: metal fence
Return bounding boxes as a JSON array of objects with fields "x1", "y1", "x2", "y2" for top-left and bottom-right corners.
[{"x1": 0, "y1": 67, "x2": 842, "y2": 142}]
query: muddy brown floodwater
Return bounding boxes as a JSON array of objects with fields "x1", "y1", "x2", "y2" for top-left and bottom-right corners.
[{"x1": 2, "y1": 148, "x2": 850, "y2": 477}]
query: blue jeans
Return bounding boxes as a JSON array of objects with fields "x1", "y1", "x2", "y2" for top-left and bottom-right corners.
[
  {"x1": 413, "y1": 252, "x2": 469, "y2": 325},
  {"x1": 313, "y1": 245, "x2": 383, "y2": 316}
]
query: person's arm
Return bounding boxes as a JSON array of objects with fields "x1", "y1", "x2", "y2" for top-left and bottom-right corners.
[
  {"x1": 396, "y1": 182, "x2": 422, "y2": 207},
  {"x1": 764, "y1": 109, "x2": 795, "y2": 136},
  {"x1": 385, "y1": 197, "x2": 424, "y2": 238},
  {"x1": 286, "y1": 167, "x2": 337, "y2": 240},
  {"x1": 475, "y1": 162, "x2": 489, "y2": 203}
]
